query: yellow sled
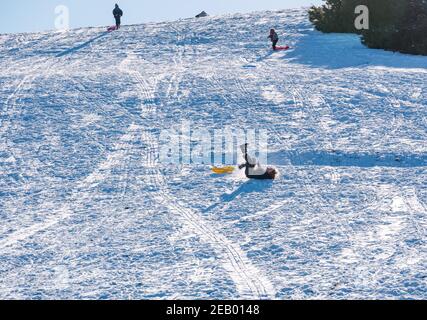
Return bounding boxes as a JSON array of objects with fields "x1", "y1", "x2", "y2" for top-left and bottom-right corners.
[{"x1": 211, "y1": 166, "x2": 235, "y2": 174}]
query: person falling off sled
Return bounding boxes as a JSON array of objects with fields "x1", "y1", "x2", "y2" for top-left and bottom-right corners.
[
  {"x1": 113, "y1": 4, "x2": 123, "y2": 29},
  {"x1": 268, "y1": 29, "x2": 279, "y2": 50},
  {"x1": 238, "y1": 144, "x2": 277, "y2": 180}
]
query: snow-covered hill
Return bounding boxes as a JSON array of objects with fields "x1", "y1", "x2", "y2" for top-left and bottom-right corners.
[{"x1": 0, "y1": 9, "x2": 426, "y2": 299}]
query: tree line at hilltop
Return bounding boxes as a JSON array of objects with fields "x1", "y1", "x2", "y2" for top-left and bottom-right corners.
[{"x1": 309, "y1": 0, "x2": 427, "y2": 55}]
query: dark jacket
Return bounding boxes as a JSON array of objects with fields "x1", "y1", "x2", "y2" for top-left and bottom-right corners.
[
  {"x1": 239, "y1": 144, "x2": 276, "y2": 180},
  {"x1": 113, "y1": 7, "x2": 123, "y2": 18},
  {"x1": 268, "y1": 32, "x2": 279, "y2": 42}
]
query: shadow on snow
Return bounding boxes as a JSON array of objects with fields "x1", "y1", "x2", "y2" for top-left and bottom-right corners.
[
  {"x1": 283, "y1": 30, "x2": 427, "y2": 70},
  {"x1": 268, "y1": 150, "x2": 427, "y2": 168},
  {"x1": 56, "y1": 32, "x2": 109, "y2": 57},
  {"x1": 203, "y1": 180, "x2": 274, "y2": 213}
]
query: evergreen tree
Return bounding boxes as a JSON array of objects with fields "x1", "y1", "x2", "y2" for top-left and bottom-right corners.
[
  {"x1": 361, "y1": 0, "x2": 406, "y2": 50},
  {"x1": 309, "y1": 0, "x2": 355, "y2": 33},
  {"x1": 392, "y1": 0, "x2": 427, "y2": 54},
  {"x1": 309, "y1": 0, "x2": 427, "y2": 55}
]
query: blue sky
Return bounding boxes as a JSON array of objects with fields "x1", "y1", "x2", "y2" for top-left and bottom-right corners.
[{"x1": 1, "y1": 0, "x2": 323, "y2": 34}]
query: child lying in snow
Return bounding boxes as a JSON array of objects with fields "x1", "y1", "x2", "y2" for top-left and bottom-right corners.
[{"x1": 238, "y1": 144, "x2": 277, "y2": 180}]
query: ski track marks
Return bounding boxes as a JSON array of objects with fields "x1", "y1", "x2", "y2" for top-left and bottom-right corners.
[
  {"x1": 1, "y1": 9, "x2": 426, "y2": 299},
  {"x1": 122, "y1": 57, "x2": 276, "y2": 299},
  {"x1": 0, "y1": 30, "x2": 130, "y2": 251}
]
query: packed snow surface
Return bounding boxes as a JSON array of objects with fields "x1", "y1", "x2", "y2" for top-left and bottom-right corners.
[{"x1": 0, "y1": 9, "x2": 426, "y2": 299}]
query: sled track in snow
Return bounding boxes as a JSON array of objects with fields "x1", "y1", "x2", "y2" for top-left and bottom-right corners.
[
  {"x1": 335, "y1": 184, "x2": 427, "y2": 297},
  {"x1": 0, "y1": 33, "x2": 134, "y2": 251},
  {"x1": 1, "y1": 8, "x2": 426, "y2": 300},
  {"x1": 210, "y1": 57, "x2": 334, "y2": 225},
  {"x1": 1, "y1": 57, "x2": 56, "y2": 149},
  {"x1": 0, "y1": 124, "x2": 140, "y2": 252},
  {"x1": 125, "y1": 60, "x2": 276, "y2": 299},
  {"x1": 141, "y1": 128, "x2": 275, "y2": 299},
  {"x1": 0, "y1": 56, "x2": 73, "y2": 250},
  {"x1": 208, "y1": 58, "x2": 341, "y2": 267},
  {"x1": 166, "y1": 25, "x2": 185, "y2": 101}
]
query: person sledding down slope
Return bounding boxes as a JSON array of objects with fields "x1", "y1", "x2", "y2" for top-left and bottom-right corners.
[
  {"x1": 238, "y1": 144, "x2": 277, "y2": 180},
  {"x1": 268, "y1": 29, "x2": 279, "y2": 50},
  {"x1": 113, "y1": 4, "x2": 123, "y2": 29}
]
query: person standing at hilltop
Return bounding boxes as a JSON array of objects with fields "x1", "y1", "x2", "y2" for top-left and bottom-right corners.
[{"x1": 113, "y1": 4, "x2": 123, "y2": 29}]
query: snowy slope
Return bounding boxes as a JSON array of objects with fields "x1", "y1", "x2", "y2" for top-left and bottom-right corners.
[{"x1": 0, "y1": 8, "x2": 426, "y2": 299}]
